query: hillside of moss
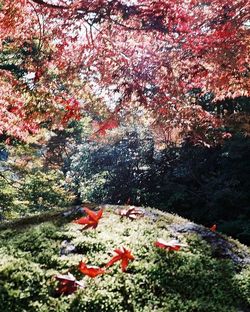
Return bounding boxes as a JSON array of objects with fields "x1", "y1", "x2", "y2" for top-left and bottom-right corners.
[{"x1": 0, "y1": 205, "x2": 249, "y2": 312}]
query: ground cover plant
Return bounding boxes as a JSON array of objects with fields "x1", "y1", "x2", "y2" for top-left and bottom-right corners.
[{"x1": 0, "y1": 206, "x2": 249, "y2": 311}]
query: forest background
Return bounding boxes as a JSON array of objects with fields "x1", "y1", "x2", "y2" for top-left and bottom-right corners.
[{"x1": 0, "y1": 0, "x2": 249, "y2": 244}]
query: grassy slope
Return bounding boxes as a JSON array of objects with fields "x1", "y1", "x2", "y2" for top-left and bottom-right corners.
[{"x1": 0, "y1": 205, "x2": 249, "y2": 312}]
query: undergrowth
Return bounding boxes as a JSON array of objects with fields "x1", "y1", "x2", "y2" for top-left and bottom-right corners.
[{"x1": 0, "y1": 207, "x2": 249, "y2": 312}]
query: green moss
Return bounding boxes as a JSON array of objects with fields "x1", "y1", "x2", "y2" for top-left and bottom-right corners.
[
  {"x1": 0, "y1": 206, "x2": 249, "y2": 311},
  {"x1": 234, "y1": 267, "x2": 250, "y2": 307}
]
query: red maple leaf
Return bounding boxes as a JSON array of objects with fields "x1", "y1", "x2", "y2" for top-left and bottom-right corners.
[
  {"x1": 55, "y1": 273, "x2": 84, "y2": 295},
  {"x1": 73, "y1": 207, "x2": 103, "y2": 230},
  {"x1": 106, "y1": 247, "x2": 135, "y2": 272},
  {"x1": 210, "y1": 224, "x2": 217, "y2": 232},
  {"x1": 78, "y1": 261, "x2": 106, "y2": 278},
  {"x1": 155, "y1": 239, "x2": 188, "y2": 251}
]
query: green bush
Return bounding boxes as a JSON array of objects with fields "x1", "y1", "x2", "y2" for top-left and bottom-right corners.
[
  {"x1": 67, "y1": 125, "x2": 250, "y2": 244},
  {"x1": 19, "y1": 170, "x2": 73, "y2": 213},
  {"x1": 0, "y1": 177, "x2": 19, "y2": 219},
  {"x1": 0, "y1": 140, "x2": 75, "y2": 219},
  {"x1": 235, "y1": 267, "x2": 250, "y2": 307},
  {"x1": 0, "y1": 168, "x2": 73, "y2": 219},
  {"x1": 0, "y1": 257, "x2": 47, "y2": 312}
]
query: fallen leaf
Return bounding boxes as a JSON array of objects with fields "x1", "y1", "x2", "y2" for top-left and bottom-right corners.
[
  {"x1": 210, "y1": 224, "x2": 217, "y2": 232},
  {"x1": 55, "y1": 273, "x2": 84, "y2": 295},
  {"x1": 78, "y1": 261, "x2": 106, "y2": 278},
  {"x1": 155, "y1": 239, "x2": 188, "y2": 251},
  {"x1": 73, "y1": 207, "x2": 103, "y2": 230},
  {"x1": 106, "y1": 247, "x2": 135, "y2": 272},
  {"x1": 118, "y1": 207, "x2": 145, "y2": 220}
]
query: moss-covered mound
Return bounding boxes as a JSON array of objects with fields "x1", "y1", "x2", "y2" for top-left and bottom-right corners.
[{"x1": 0, "y1": 205, "x2": 249, "y2": 312}]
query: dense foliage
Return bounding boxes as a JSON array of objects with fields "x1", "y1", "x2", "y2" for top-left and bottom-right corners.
[
  {"x1": 0, "y1": 142, "x2": 73, "y2": 219},
  {"x1": 0, "y1": 207, "x2": 249, "y2": 311},
  {"x1": 67, "y1": 124, "x2": 250, "y2": 244},
  {"x1": 68, "y1": 127, "x2": 155, "y2": 204},
  {"x1": 0, "y1": 1, "x2": 249, "y2": 143}
]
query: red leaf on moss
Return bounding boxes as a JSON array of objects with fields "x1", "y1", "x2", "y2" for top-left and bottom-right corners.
[
  {"x1": 210, "y1": 224, "x2": 217, "y2": 232},
  {"x1": 73, "y1": 207, "x2": 103, "y2": 230},
  {"x1": 78, "y1": 261, "x2": 106, "y2": 278},
  {"x1": 106, "y1": 247, "x2": 135, "y2": 272},
  {"x1": 55, "y1": 273, "x2": 84, "y2": 295},
  {"x1": 155, "y1": 239, "x2": 188, "y2": 251},
  {"x1": 118, "y1": 207, "x2": 145, "y2": 220}
]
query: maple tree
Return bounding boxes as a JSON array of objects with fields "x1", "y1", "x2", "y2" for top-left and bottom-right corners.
[{"x1": 0, "y1": 0, "x2": 249, "y2": 143}]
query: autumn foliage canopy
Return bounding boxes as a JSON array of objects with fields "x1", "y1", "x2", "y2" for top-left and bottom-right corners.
[{"x1": 0, "y1": 0, "x2": 249, "y2": 141}]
